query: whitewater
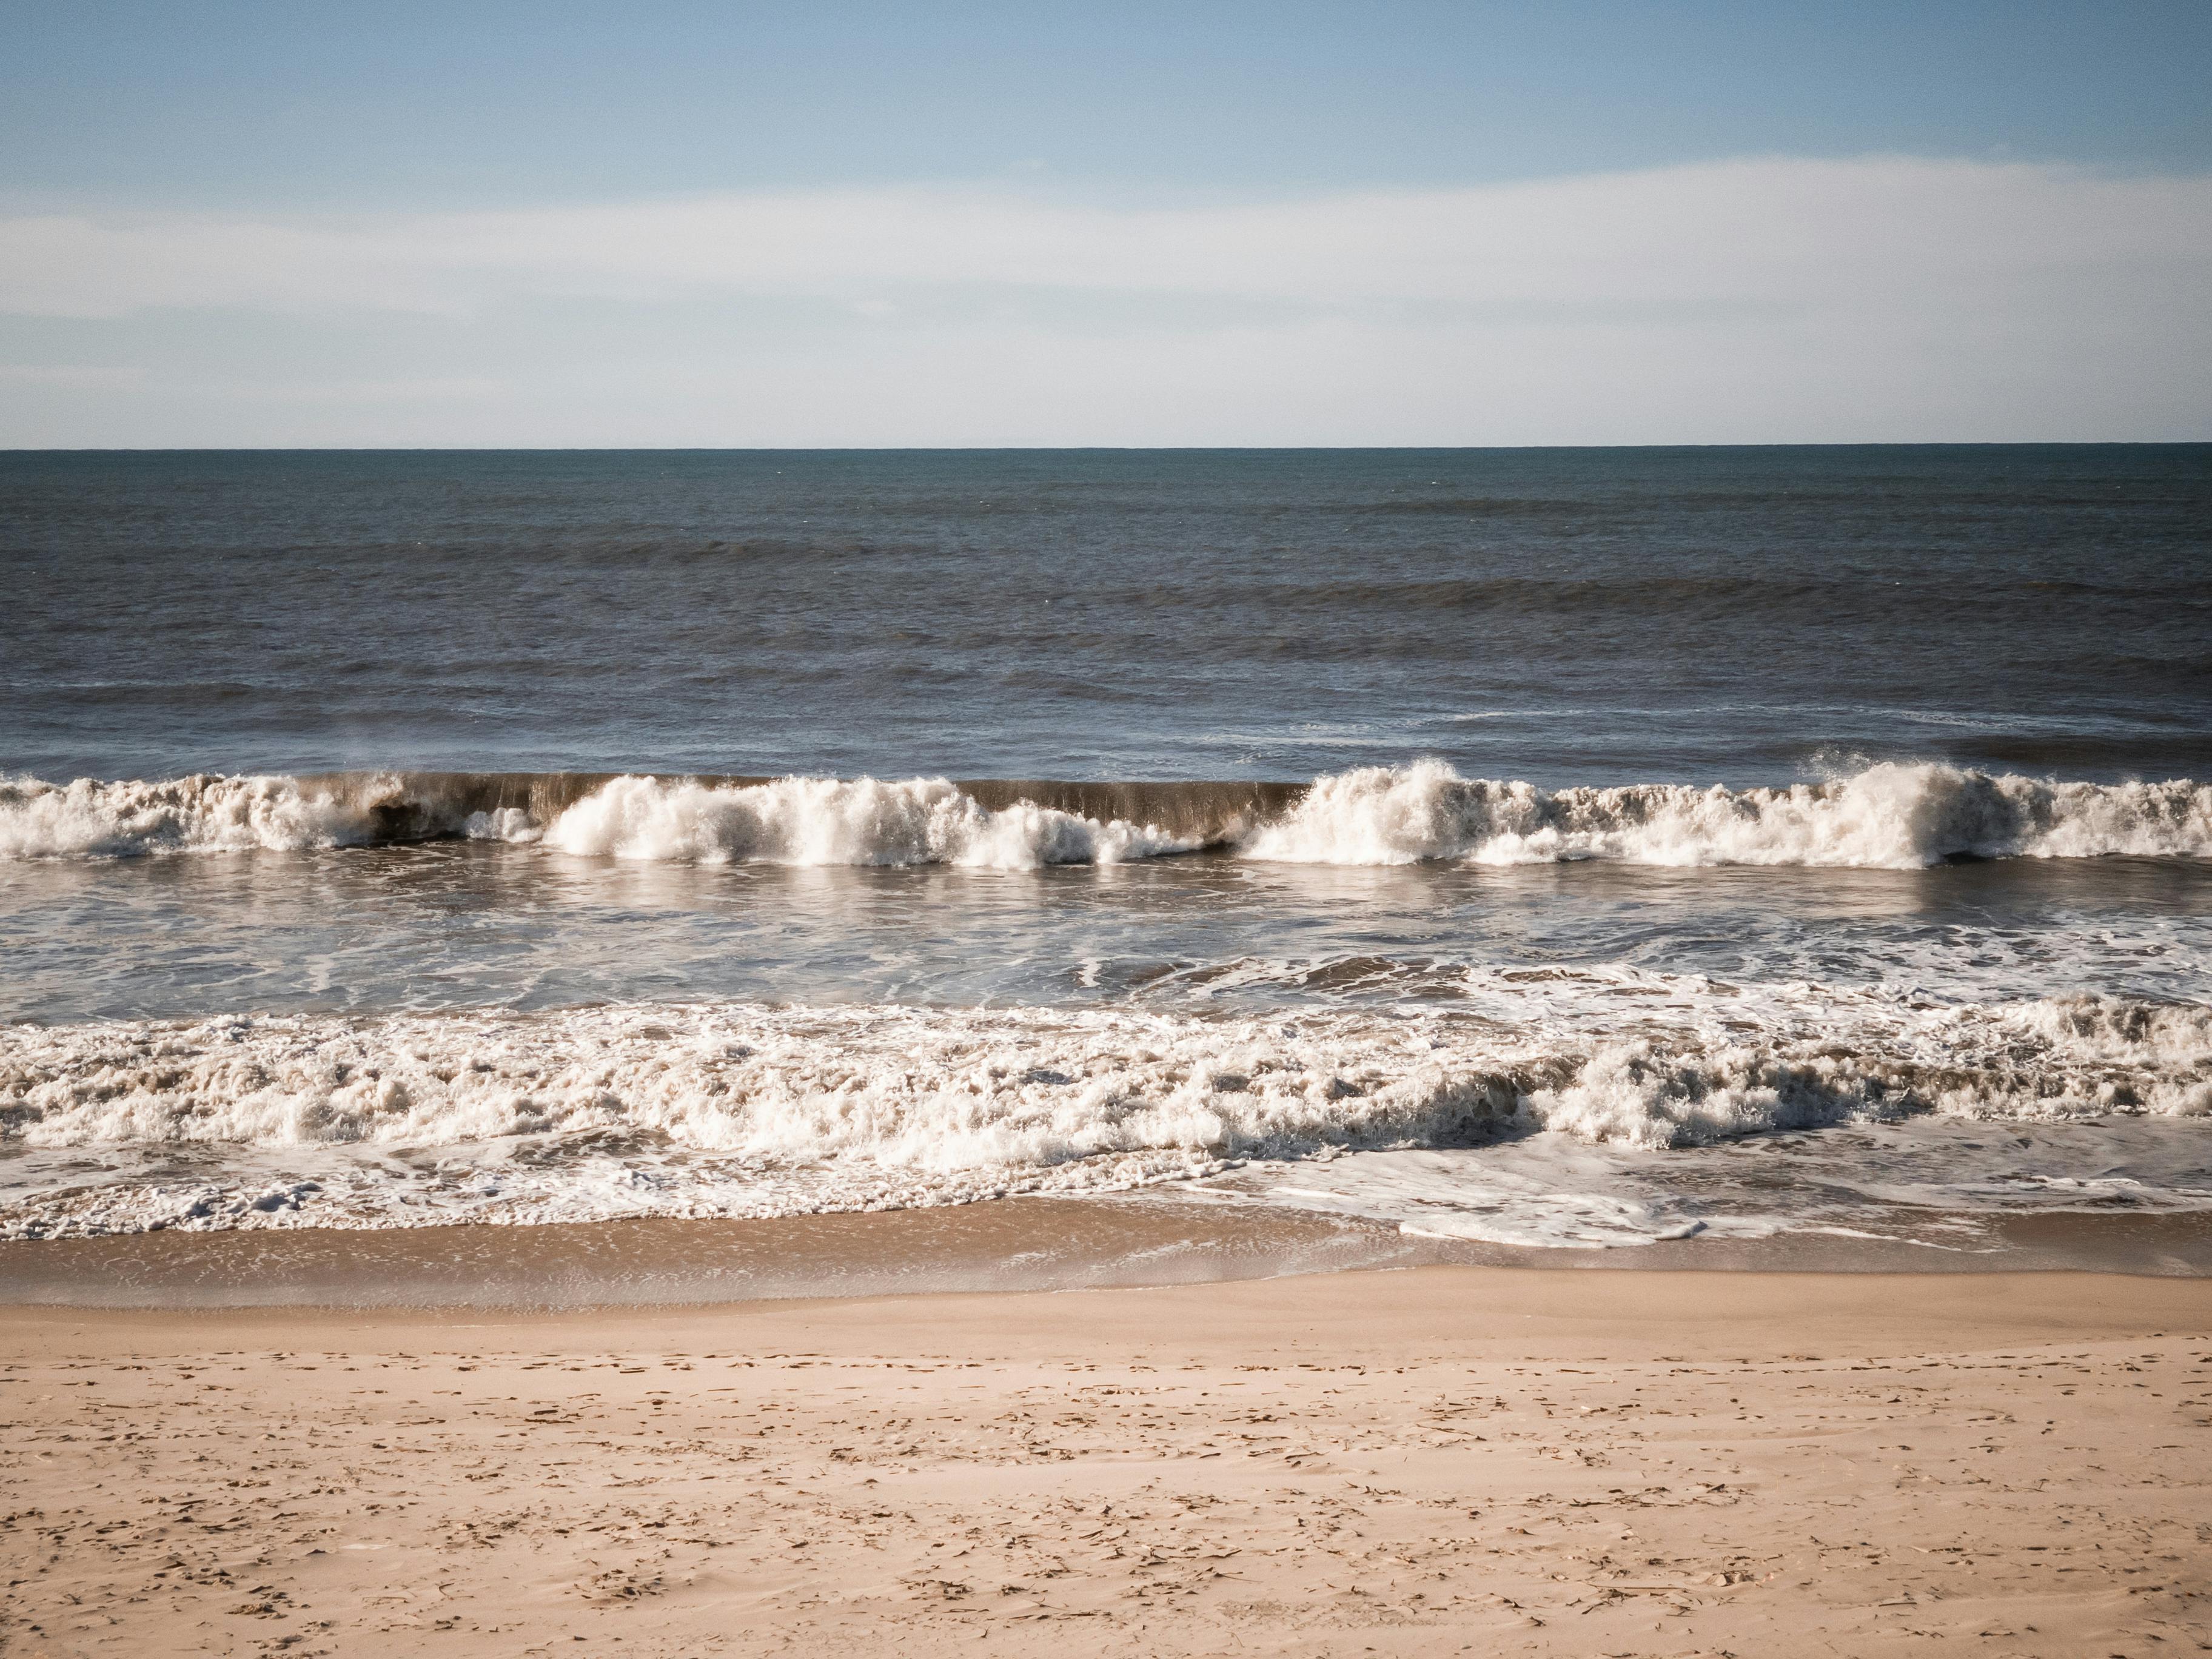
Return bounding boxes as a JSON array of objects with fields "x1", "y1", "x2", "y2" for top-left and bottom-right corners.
[
  {"x1": 4, "y1": 983, "x2": 2207, "y2": 1241},
  {"x1": 7, "y1": 446, "x2": 2210, "y2": 1269},
  {"x1": 4, "y1": 761, "x2": 2208, "y2": 869}
]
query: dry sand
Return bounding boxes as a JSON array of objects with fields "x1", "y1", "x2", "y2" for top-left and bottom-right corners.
[{"x1": 4, "y1": 1265, "x2": 2210, "y2": 1657}]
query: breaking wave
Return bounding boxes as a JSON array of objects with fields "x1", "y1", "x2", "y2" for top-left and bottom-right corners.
[
  {"x1": 2, "y1": 762, "x2": 2207, "y2": 870},
  {"x1": 3, "y1": 991, "x2": 2207, "y2": 1236},
  {"x1": 1244, "y1": 760, "x2": 2212, "y2": 868},
  {"x1": 526, "y1": 774, "x2": 1194, "y2": 866},
  {"x1": 0, "y1": 772, "x2": 1208, "y2": 869},
  {"x1": 0, "y1": 773, "x2": 390, "y2": 861}
]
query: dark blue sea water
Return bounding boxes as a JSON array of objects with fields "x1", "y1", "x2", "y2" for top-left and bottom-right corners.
[
  {"x1": 2, "y1": 447, "x2": 2209, "y2": 1262},
  {"x1": 8, "y1": 445, "x2": 2210, "y2": 783}
]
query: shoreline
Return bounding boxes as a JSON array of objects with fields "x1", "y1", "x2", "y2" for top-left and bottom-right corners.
[
  {"x1": 3, "y1": 1195, "x2": 2210, "y2": 1311},
  {"x1": 7, "y1": 1265, "x2": 2208, "y2": 1656},
  {"x1": 13, "y1": 1261, "x2": 2212, "y2": 1358}
]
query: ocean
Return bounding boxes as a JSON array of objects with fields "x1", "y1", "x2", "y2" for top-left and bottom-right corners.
[{"x1": 4, "y1": 446, "x2": 2210, "y2": 1281}]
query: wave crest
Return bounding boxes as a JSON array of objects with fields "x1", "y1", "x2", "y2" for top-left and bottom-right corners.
[
  {"x1": 2, "y1": 762, "x2": 2207, "y2": 868},
  {"x1": 1244, "y1": 760, "x2": 2212, "y2": 868},
  {"x1": 529, "y1": 775, "x2": 1193, "y2": 867},
  {"x1": 0, "y1": 774, "x2": 377, "y2": 859}
]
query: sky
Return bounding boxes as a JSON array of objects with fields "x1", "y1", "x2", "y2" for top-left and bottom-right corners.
[{"x1": 4, "y1": 1, "x2": 2209, "y2": 446}]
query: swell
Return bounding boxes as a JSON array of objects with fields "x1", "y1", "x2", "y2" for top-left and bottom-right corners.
[
  {"x1": 2, "y1": 762, "x2": 2207, "y2": 869},
  {"x1": 2, "y1": 993, "x2": 2206, "y2": 1236}
]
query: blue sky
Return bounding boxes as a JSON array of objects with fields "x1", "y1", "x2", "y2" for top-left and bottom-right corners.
[
  {"x1": 4, "y1": 2, "x2": 2209, "y2": 444},
  {"x1": 10, "y1": 1, "x2": 2212, "y2": 204}
]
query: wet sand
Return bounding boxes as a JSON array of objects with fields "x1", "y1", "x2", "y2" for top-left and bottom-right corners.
[
  {"x1": 5, "y1": 1265, "x2": 2211, "y2": 1657},
  {"x1": 5, "y1": 1198, "x2": 2211, "y2": 1310}
]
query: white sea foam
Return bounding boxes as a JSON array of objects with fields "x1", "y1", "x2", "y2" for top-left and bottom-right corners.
[
  {"x1": 3, "y1": 762, "x2": 2207, "y2": 869},
  {"x1": 0, "y1": 771, "x2": 1193, "y2": 869},
  {"x1": 527, "y1": 774, "x2": 1193, "y2": 867},
  {"x1": 0, "y1": 774, "x2": 383, "y2": 859},
  {"x1": 1244, "y1": 760, "x2": 2212, "y2": 867},
  {"x1": 3, "y1": 989, "x2": 2205, "y2": 1237}
]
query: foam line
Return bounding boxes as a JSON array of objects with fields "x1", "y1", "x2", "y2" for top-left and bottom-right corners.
[{"x1": 4, "y1": 991, "x2": 2206, "y2": 1235}]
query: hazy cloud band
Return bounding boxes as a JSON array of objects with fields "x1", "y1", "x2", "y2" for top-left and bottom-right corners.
[{"x1": 4, "y1": 157, "x2": 2207, "y2": 443}]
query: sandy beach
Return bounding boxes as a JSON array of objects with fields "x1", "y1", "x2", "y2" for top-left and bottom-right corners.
[
  {"x1": 5, "y1": 1264, "x2": 2209, "y2": 1657},
  {"x1": 11, "y1": 5, "x2": 2212, "y2": 1649}
]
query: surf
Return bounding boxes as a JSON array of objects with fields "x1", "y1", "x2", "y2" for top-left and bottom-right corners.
[{"x1": 2, "y1": 762, "x2": 2207, "y2": 869}]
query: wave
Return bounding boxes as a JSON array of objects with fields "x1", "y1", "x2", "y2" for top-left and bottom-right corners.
[
  {"x1": 0, "y1": 773, "x2": 390, "y2": 860},
  {"x1": 1244, "y1": 760, "x2": 2212, "y2": 868},
  {"x1": 2, "y1": 762, "x2": 2207, "y2": 868},
  {"x1": 525, "y1": 774, "x2": 1196, "y2": 866},
  {"x1": 0, "y1": 772, "x2": 1232, "y2": 869},
  {"x1": 3, "y1": 991, "x2": 2207, "y2": 1236}
]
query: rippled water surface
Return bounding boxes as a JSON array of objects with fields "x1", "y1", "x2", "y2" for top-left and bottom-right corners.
[
  {"x1": 8, "y1": 445, "x2": 2210, "y2": 783},
  {"x1": 4, "y1": 447, "x2": 2209, "y2": 1261}
]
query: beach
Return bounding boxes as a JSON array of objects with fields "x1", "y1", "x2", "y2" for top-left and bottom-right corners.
[
  {"x1": 9, "y1": 0, "x2": 2212, "y2": 1634},
  {"x1": 4, "y1": 447, "x2": 2210, "y2": 1654},
  {"x1": 7, "y1": 1262, "x2": 2209, "y2": 1657}
]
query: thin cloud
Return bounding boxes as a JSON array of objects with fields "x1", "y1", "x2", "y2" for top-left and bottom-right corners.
[
  {"x1": 2, "y1": 158, "x2": 2207, "y2": 443},
  {"x1": 9, "y1": 158, "x2": 2210, "y2": 317}
]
